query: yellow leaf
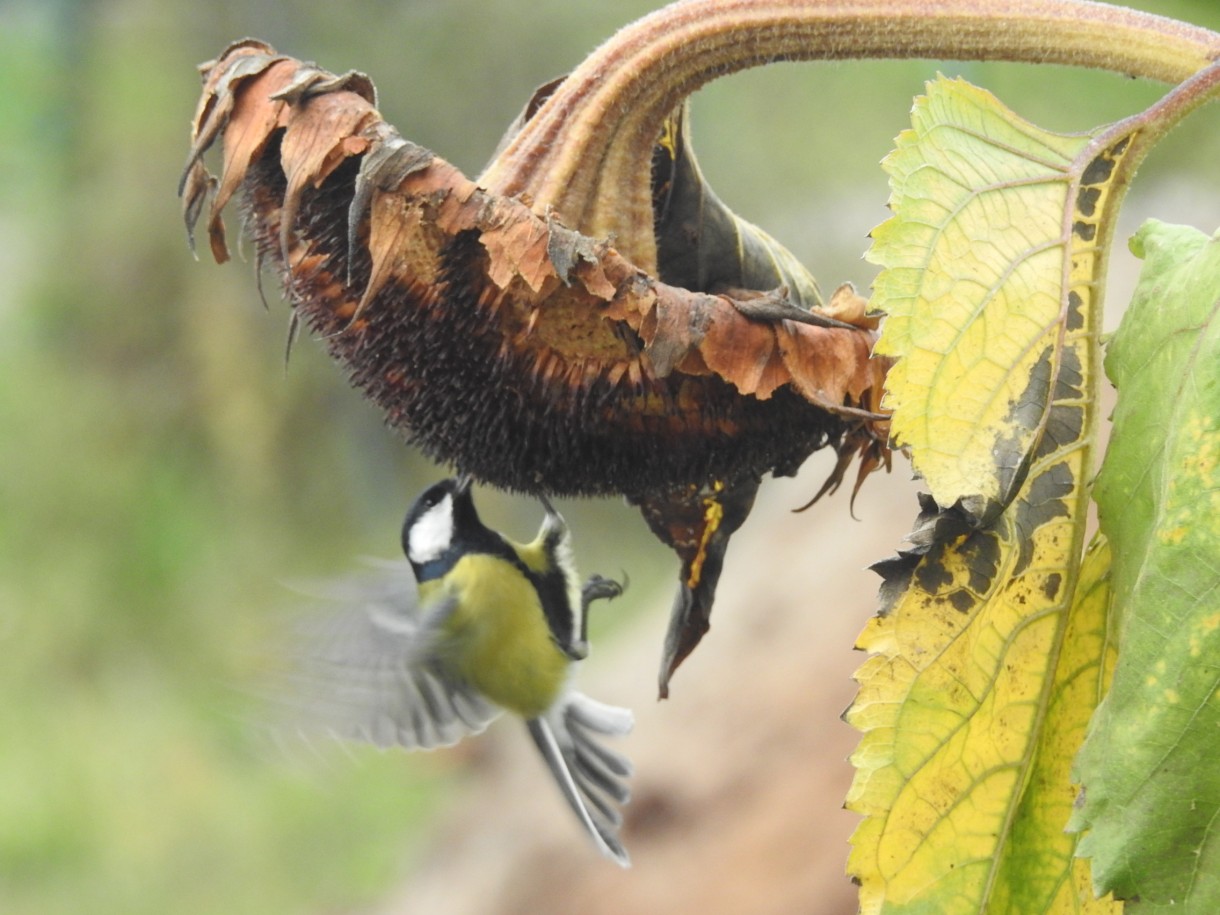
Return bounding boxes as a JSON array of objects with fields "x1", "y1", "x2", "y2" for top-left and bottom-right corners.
[
  {"x1": 846, "y1": 76, "x2": 1134, "y2": 914},
  {"x1": 869, "y1": 76, "x2": 1133, "y2": 520},
  {"x1": 987, "y1": 535, "x2": 1121, "y2": 914},
  {"x1": 846, "y1": 489, "x2": 1116, "y2": 913}
]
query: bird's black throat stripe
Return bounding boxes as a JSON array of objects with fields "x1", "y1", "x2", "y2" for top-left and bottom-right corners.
[{"x1": 415, "y1": 528, "x2": 579, "y2": 657}]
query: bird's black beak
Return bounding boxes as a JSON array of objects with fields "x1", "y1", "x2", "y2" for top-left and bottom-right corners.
[
  {"x1": 451, "y1": 474, "x2": 480, "y2": 524},
  {"x1": 538, "y1": 492, "x2": 557, "y2": 517}
]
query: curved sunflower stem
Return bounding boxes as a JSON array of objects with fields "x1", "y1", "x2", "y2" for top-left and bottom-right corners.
[{"x1": 480, "y1": 0, "x2": 1220, "y2": 271}]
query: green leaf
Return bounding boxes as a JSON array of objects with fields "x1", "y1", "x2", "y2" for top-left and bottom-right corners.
[{"x1": 1071, "y1": 220, "x2": 1220, "y2": 912}]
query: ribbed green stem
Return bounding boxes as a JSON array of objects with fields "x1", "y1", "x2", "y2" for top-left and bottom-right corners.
[{"x1": 479, "y1": 0, "x2": 1220, "y2": 270}]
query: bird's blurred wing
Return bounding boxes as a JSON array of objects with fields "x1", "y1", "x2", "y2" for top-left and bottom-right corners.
[
  {"x1": 526, "y1": 691, "x2": 634, "y2": 866},
  {"x1": 275, "y1": 560, "x2": 499, "y2": 750}
]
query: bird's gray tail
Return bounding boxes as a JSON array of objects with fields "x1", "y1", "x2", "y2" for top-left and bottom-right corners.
[{"x1": 526, "y1": 691, "x2": 634, "y2": 867}]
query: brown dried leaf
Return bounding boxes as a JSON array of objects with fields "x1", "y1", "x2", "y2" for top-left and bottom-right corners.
[
  {"x1": 823, "y1": 281, "x2": 880, "y2": 330},
  {"x1": 482, "y1": 213, "x2": 554, "y2": 293},
  {"x1": 697, "y1": 297, "x2": 783, "y2": 398},
  {"x1": 777, "y1": 322, "x2": 876, "y2": 406},
  {"x1": 207, "y1": 61, "x2": 297, "y2": 261},
  {"x1": 278, "y1": 92, "x2": 378, "y2": 265},
  {"x1": 638, "y1": 290, "x2": 712, "y2": 378},
  {"x1": 181, "y1": 43, "x2": 885, "y2": 455}
]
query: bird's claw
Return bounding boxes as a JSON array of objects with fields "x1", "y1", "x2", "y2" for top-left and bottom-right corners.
[{"x1": 581, "y1": 574, "x2": 625, "y2": 610}]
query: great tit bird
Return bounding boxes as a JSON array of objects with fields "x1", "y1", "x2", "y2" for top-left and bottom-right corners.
[{"x1": 283, "y1": 476, "x2": 634, "y2": 865}]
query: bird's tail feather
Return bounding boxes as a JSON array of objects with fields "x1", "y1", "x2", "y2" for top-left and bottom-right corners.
[{"x1": 526, "y1": 691, "x2": 634, "y2": 867}]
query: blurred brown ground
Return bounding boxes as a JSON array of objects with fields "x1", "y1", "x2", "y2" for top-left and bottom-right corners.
[{"x1": 373, "y1": 460, "x2": 921, "y2": 915}]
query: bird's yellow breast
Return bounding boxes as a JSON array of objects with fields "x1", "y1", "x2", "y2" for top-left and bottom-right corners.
[{"x1": 425, "y1": 553, "x2": 569, "y2": 718}]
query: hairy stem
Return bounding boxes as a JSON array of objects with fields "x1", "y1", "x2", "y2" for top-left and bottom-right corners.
[{"x1": 479, "y1": 0, "x2": 1220, "y2": 271}]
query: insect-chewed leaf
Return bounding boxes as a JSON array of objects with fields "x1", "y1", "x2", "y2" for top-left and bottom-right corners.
[
  {"x1": 869, "y1": 76, "x2": 1134, "y2": 523},
  {"x1": 1070, "y1": 220, "x2": 1220, "y2": 910},
  {"x1": 845, "y1": 75, "x2": 1119, "y2": 914}
]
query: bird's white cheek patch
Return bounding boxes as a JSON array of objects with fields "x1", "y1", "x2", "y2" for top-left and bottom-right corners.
[{"x1": 408, "y1": 495, "x2": 454, "y2": 564}]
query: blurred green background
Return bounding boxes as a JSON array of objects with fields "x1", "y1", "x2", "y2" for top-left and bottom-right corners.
[{"x1": 2, "y1": 1, "x2": 1218, "y2": 912}]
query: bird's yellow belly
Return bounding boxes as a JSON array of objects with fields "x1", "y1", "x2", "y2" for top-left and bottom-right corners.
[{"x1": 431, "y1": 554, "x2": 569, "y2": 718}]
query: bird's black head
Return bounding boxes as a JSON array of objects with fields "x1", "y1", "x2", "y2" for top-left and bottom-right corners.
[{"x1": 401, "y1": 476, "x2": 485, "y2": 579}]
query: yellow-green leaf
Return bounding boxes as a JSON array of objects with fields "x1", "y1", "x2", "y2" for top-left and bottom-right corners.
[
  {"x1": 845, "y1": 455, "x2": 1104, "y2": 913},
  {"x1": 869, "y1": 76, "x2": 1132, "y2": 521},
  {"x1": 846, "y1": 76, "x2": 1131, "y2": 913},
  {"x1": 988, "y1": 534, "x2": 1120, "y2": 915}
]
